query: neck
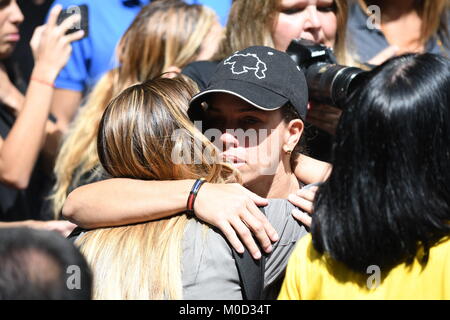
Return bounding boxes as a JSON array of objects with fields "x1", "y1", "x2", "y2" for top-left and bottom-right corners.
[{"x1": 245, "y1": 163, "x2": 300, "y2": 199}]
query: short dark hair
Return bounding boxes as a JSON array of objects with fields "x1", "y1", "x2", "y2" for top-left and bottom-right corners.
[
  {"x1": 312, "y1": 53, "x2": 450, "y2": 273},
  {"x1": 0, "y1": 228, "x2": 92, "y2": 300},
  {"x1": 281, "y1": 102, "x2": 307, "y2": 155}
]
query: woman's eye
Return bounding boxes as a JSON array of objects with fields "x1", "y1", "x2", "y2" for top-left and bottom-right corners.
[
  {"x1": 318, "y1": 4, "x2": 336, "y2": 12},
  {"x1": 242, "y1": 117, "x2": 261, "y2": 125},
  {"x1": 281, "y1": 7, "x2": 304, "y2": 15}
]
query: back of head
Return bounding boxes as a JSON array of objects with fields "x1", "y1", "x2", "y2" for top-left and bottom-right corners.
[
  {"x1": 313, "y1": 53, "x2": 450, "y2": 273},
  {"x1": 77, "y1": 76, "x2": 239, "y2": 299},
  {"x1": 0, "y1": 228, "x2": 92, "y2": 300}
]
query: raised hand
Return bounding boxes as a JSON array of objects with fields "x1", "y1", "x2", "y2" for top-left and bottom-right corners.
[{"x1": 30, "y1": 5, "x2": 85, "y2": 83}]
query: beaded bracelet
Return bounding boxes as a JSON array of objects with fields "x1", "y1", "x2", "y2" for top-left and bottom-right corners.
[{"x1": 186, "y1": 178, "x2": 206, "y2": 215}]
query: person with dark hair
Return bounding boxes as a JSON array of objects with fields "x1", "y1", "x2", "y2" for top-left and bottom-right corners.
[
  {"x1": 0, "y1": 227, "x2": 92, "y2": 300},
  {"x1": 279, "y1": 53, "x2": 450, "y2": 299}
]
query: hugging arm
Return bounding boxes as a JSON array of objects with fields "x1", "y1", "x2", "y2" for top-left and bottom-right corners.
[{"x1": 63, "y1": 178, "x2": 277, "y2": 259}]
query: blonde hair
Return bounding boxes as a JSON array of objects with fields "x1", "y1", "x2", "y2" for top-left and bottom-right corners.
[
  {"x1": 358, "y1": 0, "x2": 450, "y2": 49},
  {"x1": 215, "y1": 0, "x2": 352, "y2": 65},
  {"x1": 51, "y1": 0, "x2": 220, "y2": 218},
  {"x1": 76, "y1": 77, "x2": 240, "y2": 299}
]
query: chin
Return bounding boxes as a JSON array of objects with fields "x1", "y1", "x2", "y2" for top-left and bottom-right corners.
[{"x1": 0, "y1": 45, "x2": 15, "y2": 60}]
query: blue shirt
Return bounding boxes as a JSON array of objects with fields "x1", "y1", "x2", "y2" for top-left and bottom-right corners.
[
  {"x1": 52, "y1": 0, "x2": 231, "y2": 93},
  {"x1": 50, "y1": 0, "x2": 149, "y2": 92},
  {"x1": 347, "y1": 3, "x2": 450, "y2": 64}
]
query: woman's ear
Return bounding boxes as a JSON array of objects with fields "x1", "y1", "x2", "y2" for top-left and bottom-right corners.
[
  {"x1": 284, "y1": 119, "x2": 304, "y2": 153},
  {"x1": 163, "y1": 66, "x2": 182, "y2": 78}
]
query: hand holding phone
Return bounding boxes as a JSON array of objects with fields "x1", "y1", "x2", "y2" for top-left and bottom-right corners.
[
  {"x1": 30, "y1": 5, "x2": 86, "y2": 82},
  {"x1": 56, "y1": 4, "x2": 89, "y2": 39}
]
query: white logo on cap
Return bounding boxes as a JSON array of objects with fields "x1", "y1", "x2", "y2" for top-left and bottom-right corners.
[{"x1": 224, "y1": 53, "x2": 267, "y2": 79}]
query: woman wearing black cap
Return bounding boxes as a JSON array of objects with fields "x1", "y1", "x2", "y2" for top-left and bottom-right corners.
[{"x1": 63, "y1": 47, "x2": 325, "y2": 263}]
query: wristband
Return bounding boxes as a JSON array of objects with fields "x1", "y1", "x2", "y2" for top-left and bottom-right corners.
[
  {"x1": 186, "y1": 178, "x2": 206, "y2": 215},
  {"x1": 30, "y1": 77, "x2": 55, "y2": 88}
]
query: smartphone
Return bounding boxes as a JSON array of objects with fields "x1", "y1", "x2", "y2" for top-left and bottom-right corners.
[{"x1": 56, "y1": 4, "x2": 89, "y2": 39}]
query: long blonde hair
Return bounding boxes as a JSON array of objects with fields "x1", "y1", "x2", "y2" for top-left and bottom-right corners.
[
  {"x1": 51, "y1": 0, "x2": 219, "y2": 218},
  {"x1": 215, "y1": 0, "x2": 351, "y2": 64},
  {"x1": 76, "y1": 77, "x2": 240, "y2": 300}
]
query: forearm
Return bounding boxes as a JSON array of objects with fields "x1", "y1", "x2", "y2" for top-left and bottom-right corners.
[
  {"x1": 0, "y1": 65, "x2": 57, "y2": 188},
  {"x1": 294, "y1": 154, "x2": 331, "y2": 185},
  {"x1": 50, "y1": 88, "x2": 82, "y2": 133},
  {"x1": 63, "y1": 178, "x2": 195, "y2": 229}
]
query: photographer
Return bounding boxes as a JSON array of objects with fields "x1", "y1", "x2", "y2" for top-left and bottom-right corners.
[{"x1": 0, "y1": 2, "x2": 83, "y2": 234}]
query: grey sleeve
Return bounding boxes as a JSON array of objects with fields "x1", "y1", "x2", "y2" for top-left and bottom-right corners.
[
  {"x1": 182, "y1": 219, "x2": 243, "y2": 300},
  {"x1": 263, "y1": 199, "x2": 309, "y2": 289}
]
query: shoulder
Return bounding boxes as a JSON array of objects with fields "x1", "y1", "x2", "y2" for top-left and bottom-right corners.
[{"x1": 182, "y1": 219, "x2": 242, "y2": 299}]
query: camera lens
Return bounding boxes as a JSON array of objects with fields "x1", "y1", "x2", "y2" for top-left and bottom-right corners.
[{"x1": 305, "y1": 63, "x2": 365, "y2": 109}]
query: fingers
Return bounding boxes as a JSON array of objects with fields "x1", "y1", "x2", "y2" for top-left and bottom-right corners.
[
  {"x1": 64, "y1": 29, "x2": 85, "y2": 43},
  {"x1": 230, "y1": 217, "x2": 262, "y2": 259},
  {"x1": 217, "y1": 221, "x2": 245, "y2": 254},
  {"x1": 291, "y1": 208, "x2": 312, "y2": 228},
  {"x1": 288, "y1": 186, "x2": 318, "y2": 215},
  {"x1": 298, "y1": 186, "x2": 318, "y2": 201},
  {"x1": 245, "y1": 200, "x2": 279, "y2": 243},
  {"x1": 241, "y1": 186, "x2": 269, "y2": 207},
  {"x1": 58, "y1": 13, "x2": 82, "y2": 35},
  {"x1": 240, "y1": 209, "x2": 273, "y2": 254},
  {"x1": 46, "y1": 5, "x2": 62, "y2": 28}
]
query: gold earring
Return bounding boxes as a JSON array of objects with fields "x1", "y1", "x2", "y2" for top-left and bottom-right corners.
[{"x1": 286, "y1": 149, "x2": 292, "y2": 155}]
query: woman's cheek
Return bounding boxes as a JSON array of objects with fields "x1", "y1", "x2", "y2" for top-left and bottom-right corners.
[
  {"x1": 273, "y1": 16, "x2": 303, "y2": 51},
  {"x1": 322, "y1": 15, "x2": 337, "y2": 47}
]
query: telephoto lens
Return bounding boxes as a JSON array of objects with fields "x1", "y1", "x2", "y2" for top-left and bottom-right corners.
[{"x1": 287, "y1": 39, "x2": 366, "y2": 109}]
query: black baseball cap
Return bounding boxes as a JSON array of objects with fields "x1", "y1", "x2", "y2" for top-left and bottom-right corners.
[{"x1": 188, "y1": 46, "x2": 309, "y2": 121}]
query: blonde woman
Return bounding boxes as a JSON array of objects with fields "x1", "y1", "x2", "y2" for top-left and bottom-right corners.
[
  {"x1": 184, "y1": 0, "x2": 352, "y2": 89},
  {"x1": 348, "y1": 0, "x2": 450, "y2": 65},
  {"x1": 77, "y1": 76, "x2": 307, "y2": 299},
  {"x1": 51, "y1": 0, "x2": 223, "y2": 218}
]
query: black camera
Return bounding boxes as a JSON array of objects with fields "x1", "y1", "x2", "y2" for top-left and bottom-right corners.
[{"x1": 287, "y1": 39, "x2": 366, "y2": 109}]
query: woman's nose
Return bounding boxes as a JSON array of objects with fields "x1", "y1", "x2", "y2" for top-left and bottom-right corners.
[
  {"x1": 9, "y1": 1, "x2": 25, "y2": 25},
  {"x1": 303, "y1": 6, "x2": 321, "y2": 30}
]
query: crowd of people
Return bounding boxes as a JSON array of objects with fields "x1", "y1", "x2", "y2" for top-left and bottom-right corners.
[{"x1": 0, "y1": 0, "x2": 449, "y2": 300}]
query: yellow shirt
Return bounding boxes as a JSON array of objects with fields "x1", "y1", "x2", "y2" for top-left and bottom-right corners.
[{"x1": 278, "y1": 234, "x2": 450, "y2": 300}]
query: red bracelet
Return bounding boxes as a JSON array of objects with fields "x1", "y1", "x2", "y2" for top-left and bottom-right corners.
[{"x1": 30, "y1": 77, "x2": 55, "y2": 88}]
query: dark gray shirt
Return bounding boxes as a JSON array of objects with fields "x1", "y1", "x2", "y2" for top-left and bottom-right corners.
[{"x1": 347, "y1": 3, "x2": 450, "y2": 64}]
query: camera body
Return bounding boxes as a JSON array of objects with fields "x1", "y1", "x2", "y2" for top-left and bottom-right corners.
[{"x1": 287, "y1": 39, "x2": 365, "y2": 109}]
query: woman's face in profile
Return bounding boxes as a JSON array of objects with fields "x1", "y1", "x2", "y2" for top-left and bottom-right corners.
[
  {"x1": 273, "y1": 0, "x2": 337, "y2": 51},
  {"x1": 0, "y1": 0, "x2": 23, "y2": 59}
]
